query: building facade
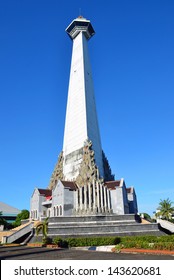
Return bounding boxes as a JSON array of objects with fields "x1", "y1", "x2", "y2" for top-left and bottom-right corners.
[{"x1": 30, "y1": 179, "x2": 137, "y2": 220}]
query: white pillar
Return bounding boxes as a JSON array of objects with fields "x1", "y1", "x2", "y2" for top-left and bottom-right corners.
[
  {"x1": 104, "y1": 186, "x2": 107, "y2": 212},
  {"x1": 107, "y1": 189, "x2": 111, "y2": 211},
  {"x1": 84, "y1": 185, "x2": 87, "y2": 211},
  {"x1": 96, "y1": 181, "x2": 100, "y2": 213},
  {"x1": 80, "y1": 187, "x2": 83, "y2": 212},
  {"x1": 75, "y1": 188, "x2": 79, "y2": 212},
  {"x1": 100, "y1": 184, "x2": 104, "y2": 212},
  {"x1": 93, "y1": 180, "x2": 96, "y2": 212},
  {"x1": 88, "y1": 183, "x2": 92, "y2": 212}
]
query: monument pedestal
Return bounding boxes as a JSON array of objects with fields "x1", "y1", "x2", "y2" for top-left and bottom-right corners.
[{"x1": 46, "y1": 214, "x2": 166, "y2": 238}]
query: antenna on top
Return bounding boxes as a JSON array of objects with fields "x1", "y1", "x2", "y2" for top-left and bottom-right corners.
[{"x1": 78, "y1": 8, "x2": 83, "y2": 18}]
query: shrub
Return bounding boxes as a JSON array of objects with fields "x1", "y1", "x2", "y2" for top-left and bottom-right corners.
[
  {"x1": 42, "y1": 237, "x2": 52, "y2": 245},
  {"x1": 153, "y1": 242, "x2": 174, "y2": 251},
  {"x1": 50, "y1": 235, "x2": 174, "y2": 250},
  {"x1": 119, "y1": 235, "x2": 174, "y2": 243},
  {"x1": 114, "y1": 235, "x2": 174, "y2": 251},
  {"x1": 52, "y1": 237, "x2": 68, "y2": 248},
  {"x1": 65, "y1": 236, "x2": 120, "y2": 247},
  {"x1": 53, "y1": 237, "x2": 63, "y2": 246}
]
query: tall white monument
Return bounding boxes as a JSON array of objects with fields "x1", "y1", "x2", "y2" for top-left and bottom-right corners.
[
  {"x1": 31, "y1": 16, "x2": 139, "y2": 222},
  {"x1": 63, "y1": 16, "x2": 104, "y2": 181},
  {"x1": 48, "y1": 16, "x2": 114, "y2": 190}
]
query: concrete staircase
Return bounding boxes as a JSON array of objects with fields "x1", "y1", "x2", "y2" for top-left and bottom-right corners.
[
  {"x1": 157, "y1": 219, "x2": 174, "y2": 233},
  {"x1": 0, "y1": 221, "x2": 34, "y2": 244},
  {"x1": 46, "y1": 214, "x2": 166, "y2": 238}
]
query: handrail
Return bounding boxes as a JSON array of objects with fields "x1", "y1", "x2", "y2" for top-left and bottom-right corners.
[
  {"x1": 157, "y1": 219, "x2": 174, "y2": 233},
  {"x1": 2, "y1": 222, "x2": 33, "y2": 244}
]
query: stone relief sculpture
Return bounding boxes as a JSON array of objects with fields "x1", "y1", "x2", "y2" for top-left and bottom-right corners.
[
  {"x1": 48, "y1": 151, "x2": 64, "y2": 190},
  {"x1": 76, "y1": 140, "x2": 102, "y2": 186}
]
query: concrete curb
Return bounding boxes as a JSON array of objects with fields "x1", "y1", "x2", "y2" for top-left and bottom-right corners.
[
  {"x1": 71, "y1": 246, "x2": 174, "y2": 256},
  {"x1": 71, "y1": 245, "x2": 115, "y2": 252}
]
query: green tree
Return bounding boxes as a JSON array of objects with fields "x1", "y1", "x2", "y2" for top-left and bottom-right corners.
[
  {"x1": 0, "y1": 211, "x2": 5, "y2": 225},
  {"x1": 156, "y1": 198, "x2": 174, "y2": 220},
  {"x1": 12, "y1": 209, "x2": 29, "y2": 227},
  {"x1": 140, "y1": 213, "x2": 152, "y2": 222},
  {"x1": 0, "y1": 211, "x2": 12, "y2": 229}
]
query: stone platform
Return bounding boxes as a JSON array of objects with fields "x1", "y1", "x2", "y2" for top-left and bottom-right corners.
[{"x1": 46, "y1": 214, "x2": 165, "y2": 238}]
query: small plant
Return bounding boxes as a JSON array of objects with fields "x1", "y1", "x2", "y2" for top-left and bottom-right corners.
[
  {"x1": 42, "y1": 237, "x2": 52, "y2": 245},
  {"x1": 36, "y1": 217, "x2": 49, "y2": 242},
  {"x1": 114, "y1": 244, "x2": 124, "y2": 253}
]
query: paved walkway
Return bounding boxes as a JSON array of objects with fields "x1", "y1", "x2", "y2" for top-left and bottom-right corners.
[{"x1": 0, "y1": 246, "x2": 174, "y2": 260}]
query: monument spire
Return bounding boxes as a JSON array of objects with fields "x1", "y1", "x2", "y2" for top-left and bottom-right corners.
[{"x1": 63, "y1": 16, "x2": 104, "y2": 181}]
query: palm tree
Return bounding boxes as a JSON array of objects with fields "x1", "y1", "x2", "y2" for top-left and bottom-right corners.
[
  {"x1": 36, "y1": 217, "x2": 49, "y2": 243},
  {"x1": 0, "y1": 211, "x2": 3, "y2": 225},
  {"x1": 156, "y1": 198, "x2": 174, "y2": 220}
]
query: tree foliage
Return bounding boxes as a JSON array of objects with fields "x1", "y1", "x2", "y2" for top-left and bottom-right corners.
[
  {"x1": 12, "y1": 209, "x2": 29, "y2": 227},
  {"x1": 0, "y1": 211, "x2": 5, "y2": 225},
  {"x1": 0, "y1": 211, "x2": 13, "y2": 229},
  {"x1": 156, "y1": 198, "x2": 174, "y2": 220}
]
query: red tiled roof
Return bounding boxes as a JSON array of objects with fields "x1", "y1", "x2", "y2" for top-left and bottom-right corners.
[
  {"x1": 38, "y1": 189, "x2": 52, "y2": 196},
  {"x1": 105, "y1": 180, "x2": 121, "y2": 189},
  {"x1": 61, "y1": 181, "x2": 77, "y2": 190}
]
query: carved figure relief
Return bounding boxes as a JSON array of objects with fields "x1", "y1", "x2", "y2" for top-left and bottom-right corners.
[
  {"x1": 48, "y1": 151, "x2": 64, "y2": 189},
  {"x1": 76, "y1": 140, "x2": 102, "y2": 186}
]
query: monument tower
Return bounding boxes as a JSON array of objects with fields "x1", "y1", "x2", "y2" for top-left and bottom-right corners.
[
  {"x1": 31, "y1": 16, "x2": 139, "y2": 223},
  {"x1": 63, "y1": 16, "x2": 104, "y2": 181},
  {"x1": 48, "y1": 16, "x2": 114, "y2": 189},
  {"x1": 29, "y1": 15, "x2": 165, "y2": 237}
]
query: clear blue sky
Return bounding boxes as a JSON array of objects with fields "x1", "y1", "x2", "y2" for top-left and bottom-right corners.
[{"x1": 0, "y1": 0, "x2": 173, "y2": 216}]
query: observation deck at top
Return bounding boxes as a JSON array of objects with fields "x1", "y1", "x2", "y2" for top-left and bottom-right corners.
[{"x1": 66, "y1": 16, "x2": 95, "y2": 40}]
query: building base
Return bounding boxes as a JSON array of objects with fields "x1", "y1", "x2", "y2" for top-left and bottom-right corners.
[{"x1": 45, "y1": 214, "x2": 166, "y2": 238}]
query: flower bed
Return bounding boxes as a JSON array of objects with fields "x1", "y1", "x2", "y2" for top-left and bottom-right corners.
[
  {"x1": 46, "y1": 244, "x2": 60, "y2": 248},
  {"x1": 27, "y1": 243, "x2": 45, "y2": 247}
]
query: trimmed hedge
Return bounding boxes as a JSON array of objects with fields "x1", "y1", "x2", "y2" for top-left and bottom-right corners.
[
  {"x1": 116, "y1": 235, "x2": 174, "y2": 251},
  {"x1": 65, "y1": 236, "x2": 121, "y2": 247},
  {"x1": 117, "y1": 241, "x2": 174, "y2": 251},
  {"x1": 119, "y1": 235, "x2": 174, "y2": 243},
  {"x1": 49, "y1": 235, "x2": 174, "y2": 250}
]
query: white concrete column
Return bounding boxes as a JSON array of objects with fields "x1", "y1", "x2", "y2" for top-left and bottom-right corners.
[
  {"x1": 75, "y1": 188, "x2": 79, "y2": 212},
  {"x1": 80, "y1": 187, "x2": 83, "y2": 211},
  {"x1": 107, "y1": 189, "x2": 111, "y2": 211},
  {"x1": 92, "y1": 180, "x2": 96, "y2": 211},
  {"x1": 96, "y1": 181, "x2": 100, "y2": 213},
  {"x1": 104, "y1": 186, "x2": 107, "y2": 212},
  {"x1": 100, "y1": 184, "x2": 104, "y2": 213},
  {"x1": 88, "y1": 183, "x2": 92, "y2": 211},
  {"x1": 84, "y1": 185, "x2": 87, "y2": 211}
]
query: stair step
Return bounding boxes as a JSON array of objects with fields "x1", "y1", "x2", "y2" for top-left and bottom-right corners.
[{"x1": 49, "y1": 220, "x2": 136, "y2": 226}]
